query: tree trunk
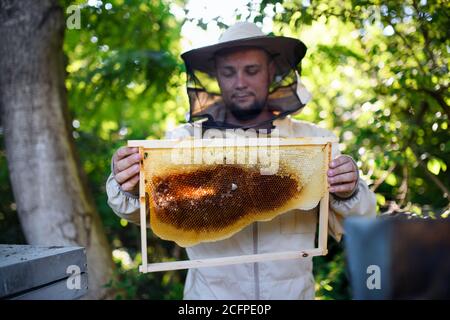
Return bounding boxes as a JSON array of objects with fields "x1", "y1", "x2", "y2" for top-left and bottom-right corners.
[{"x1": 0, "y1": 0, "x2": 113, "y2": 299}]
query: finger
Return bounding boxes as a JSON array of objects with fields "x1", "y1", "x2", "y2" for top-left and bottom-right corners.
[
  {"x1": 329, "y1": 182, "x2": 356, "y2": 194},
  {"x1": 121, "y1": 174, "x2": 140, "y2": 192},
  {"x1": 329, "y1": 155, "x2": 352, "y2": 169},
  {"x1": 328, "y1": 171, "x2": 358, "y2": 185},
  {"x1": 114, "y1": 147, "x2": 138, "y2": 162},
  {"x1": 328, "y1": 161, "x2": 354, "y2": 177},
  {"x1": 115, "y1": 163, "x2": 140, "y2": 184},
  {"x1": 115, "y1": 153, "x2": 141, "y2": 174}
]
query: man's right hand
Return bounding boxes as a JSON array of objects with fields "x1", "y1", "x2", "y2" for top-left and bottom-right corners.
[{"x1": 112, "y1": 146, "x2": 141, "y2": 195}]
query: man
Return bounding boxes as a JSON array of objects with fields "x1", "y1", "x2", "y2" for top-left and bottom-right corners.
[{"x1": 106, "y1": 22, "x2": 376, "y2": 299}]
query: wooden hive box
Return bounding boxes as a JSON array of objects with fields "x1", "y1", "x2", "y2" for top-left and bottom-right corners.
[{"x1": 0, "y1": 245, "x2": 88, "y2": 300}]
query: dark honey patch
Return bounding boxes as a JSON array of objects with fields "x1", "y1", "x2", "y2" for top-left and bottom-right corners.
[{"x1": 148, "y1": 164, "x2": 300, "y2": 232}]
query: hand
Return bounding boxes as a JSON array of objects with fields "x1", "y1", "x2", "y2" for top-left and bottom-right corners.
[
  {"x1": 327, "y1": 155, "x2": 358, "y2": 199},
  {"x1": 113, "y1": 146, "x2": 141, "y2": 194}
]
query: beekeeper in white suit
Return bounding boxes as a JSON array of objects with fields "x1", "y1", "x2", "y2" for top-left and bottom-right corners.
[{"x1": 106, "y1": 22, "x2": 377, "y2": 299}]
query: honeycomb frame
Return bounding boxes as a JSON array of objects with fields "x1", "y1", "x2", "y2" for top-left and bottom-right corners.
[{"x1": 128, "y1": 137, "x2": 337, "y2": 273}]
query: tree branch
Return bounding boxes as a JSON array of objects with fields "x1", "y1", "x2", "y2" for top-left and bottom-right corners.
[
  {"x1": 421, "y1": 88, "x2": 450, "y2": 119},
  {"x1": 388, "y1": 19, "x2": 427, "y2": 76},
  {"x1": 409, "y1": 146, "x2": 450, "y2": 203},
  {"x1": 411, "y1": 0, "x2": 439, "y2": 71},
  {"x1": 396, "y1": 165, "x2": 408, "y2": 206},
  {"x1": 417, "y1": 160, "x2": 450, "y2": 202},
  {"x1": 371, "y1": 163, "x2": 396, "y2": 192}
]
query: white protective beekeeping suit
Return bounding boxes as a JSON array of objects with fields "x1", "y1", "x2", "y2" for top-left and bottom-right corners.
[{"x1": 106, "y1": 115, "x2": 376, "y2": 299}]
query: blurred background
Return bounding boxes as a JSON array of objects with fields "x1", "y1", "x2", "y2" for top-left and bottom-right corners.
[{"x1": 0, "y1": 0, "x2": 448, "y2": 299}]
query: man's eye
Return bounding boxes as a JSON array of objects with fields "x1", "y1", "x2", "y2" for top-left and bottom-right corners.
[
  {"x1": 221, "y1": 71, "x2": 235, "y2": 78},
  {"x1": 246, "y1": 68, "x2": 260, "y2": 75}
]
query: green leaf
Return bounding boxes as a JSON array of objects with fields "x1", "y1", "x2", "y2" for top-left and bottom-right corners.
[
  {"x1": 385, "y1": 173, "x2": 398, "y2": 186},
  {"x1": 376, "y1": 194, "x2": 386, "y2": 206},
  {"x1": 427, "y1": 158, "x2": 441, "y2": 175}
]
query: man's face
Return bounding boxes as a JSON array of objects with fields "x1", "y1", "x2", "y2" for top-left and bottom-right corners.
[{"x1": 215, "y1": 48, "x2": 275, "y2": 121}]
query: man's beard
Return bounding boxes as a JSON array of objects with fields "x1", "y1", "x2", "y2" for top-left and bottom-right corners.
[{"x1": 228, "y1": 100, "x2": 266, "y2": 121}]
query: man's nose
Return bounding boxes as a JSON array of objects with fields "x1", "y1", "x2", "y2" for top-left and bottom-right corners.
[{"x1": 235, "y1": 71, "x2": 248, "y2": 89}]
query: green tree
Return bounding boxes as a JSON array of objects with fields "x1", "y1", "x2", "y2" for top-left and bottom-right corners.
[
  {"x1": 0, "y1": 0, "x2": 114, "y2": 299},
  {"x1": 255, "y1": 0, "x2": 450, "y2": 298},
  {"x1": 63, "y1": 0, "x2": 188, "y2": 299}
]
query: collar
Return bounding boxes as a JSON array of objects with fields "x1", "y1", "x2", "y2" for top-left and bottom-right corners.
[{"x1": 273, "y1": 116, "x2": 293, "y2": 138}]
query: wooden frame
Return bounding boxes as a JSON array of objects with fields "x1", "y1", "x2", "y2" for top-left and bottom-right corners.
[{"x1": 128, "y1": 137, "x2": 337, "y2": 273}]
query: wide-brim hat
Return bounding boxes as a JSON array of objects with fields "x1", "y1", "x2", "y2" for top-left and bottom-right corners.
[{"x1": 181, "y1": 22, "x2": 307, "y2": 77}]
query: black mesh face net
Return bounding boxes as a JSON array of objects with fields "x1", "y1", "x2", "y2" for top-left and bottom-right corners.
[{"x1": 184, "y1": 47, "x2": 308, "y2": 130}]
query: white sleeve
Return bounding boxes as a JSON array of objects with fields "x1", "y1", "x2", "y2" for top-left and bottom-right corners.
[{"x1": 105, "y1": 158, "x2": 141, "y2": 225}]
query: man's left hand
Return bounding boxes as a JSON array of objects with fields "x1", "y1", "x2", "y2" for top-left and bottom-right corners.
[{"x1": 327, "y1": 155, "x2": 358, "y2": 199}]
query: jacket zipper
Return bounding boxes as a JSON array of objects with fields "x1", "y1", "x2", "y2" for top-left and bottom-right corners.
[{"x1": 253, "y1": 222, "x2": 260, "y2": 300}]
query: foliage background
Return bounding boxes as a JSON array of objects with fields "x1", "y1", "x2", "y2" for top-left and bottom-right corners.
[{"x1": 0, "y1": 0, "x2": 448, "y2": 299}]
